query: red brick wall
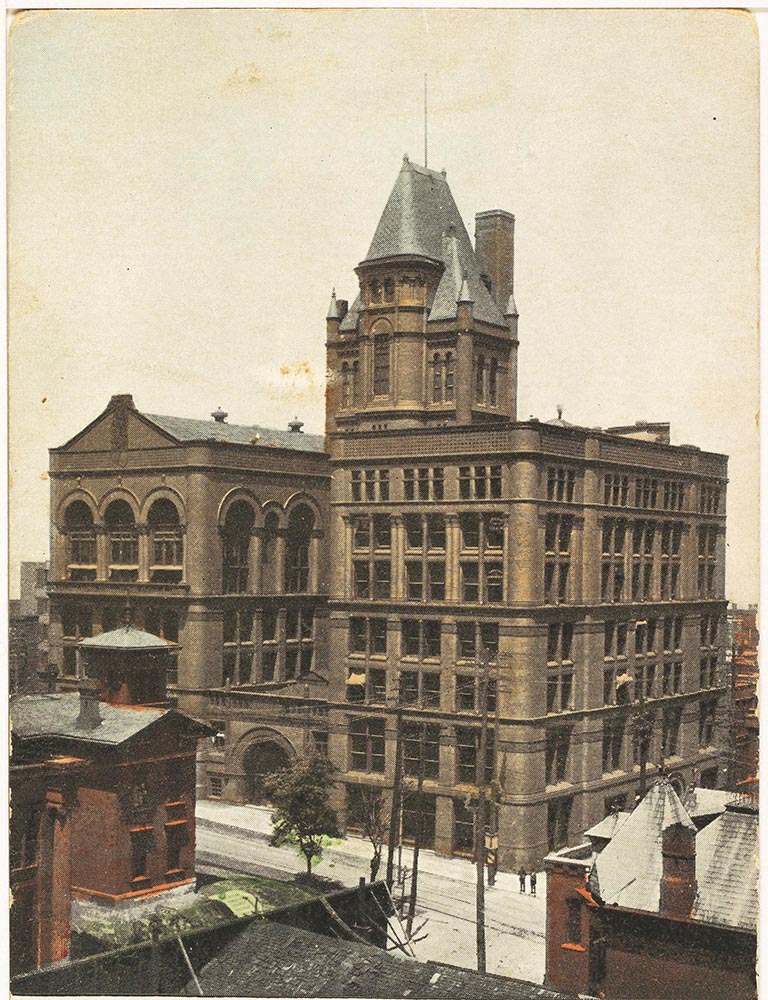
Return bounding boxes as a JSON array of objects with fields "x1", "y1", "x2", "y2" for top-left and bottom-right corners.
[{"x1": 544, "y1": 857, "x2": 592, "y2": 994}]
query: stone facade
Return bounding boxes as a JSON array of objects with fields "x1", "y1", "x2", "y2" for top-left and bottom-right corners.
[
  {"x1": 47, "y1": 158, "x2": 729, "y2": 870},
  {"x1": 47, "y1": 396, "x2": 331, "y2": 804}
]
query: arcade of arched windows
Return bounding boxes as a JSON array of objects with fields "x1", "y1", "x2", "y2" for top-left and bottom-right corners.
[{"x1": 57, "y1": 491, "x2": 324, "y2": 597}]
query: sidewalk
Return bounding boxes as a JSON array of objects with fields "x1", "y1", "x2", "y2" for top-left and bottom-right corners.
[{"x1": 195, "y1": 798, "x2": 546, "y2": 894}]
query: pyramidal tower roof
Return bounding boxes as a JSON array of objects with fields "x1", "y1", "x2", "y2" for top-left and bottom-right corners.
[{"x1": 359, "y1": 157, "x2": 508, "y2": 328}]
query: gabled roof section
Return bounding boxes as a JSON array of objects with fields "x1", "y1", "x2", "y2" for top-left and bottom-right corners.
[
  {"x1": 11, "y1": 693, "x2": 213, "y2": 746},
  {"x1": 363, "y1": 159, "x2": 508, "y2": 328},
  {"x1": 693, "y1": 802, "x2": 758, "y2": 932},
  {"x1": 588, "y1": 779, "x2": 695, "y2": 913},
  {"x1": 142, "y1": 413, "x2": 326, "y2": 453}
]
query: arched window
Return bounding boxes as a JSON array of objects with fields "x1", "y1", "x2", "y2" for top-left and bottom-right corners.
[
  {"x1": 432, "y1": 353, "x2": 443, "y2": 403},
  {"x1": 341, "y1": 362, "x2": 352, "y2": 408},
  {"x1": 147, "y1": 498, "x2": 183, "y2": 583},
  {"x1": 445, "y1": 352, "x2": 455, "y2": 402},
  {"x1": 105, "y1": 499, "x2": 138, "y2": 581},
  {"x1": 373, "y1": 333, "x2": 390, "y2": 397},
  {"x1": 64, "y1": 500, "x2": 96, "y2": 580},
  {"x1": 475, "y1": 355, "x2": 485, "y2": 404},
  {"x1": 489, "y1": 358, "x2": 498, "y2": 407},
  {"x1": 222, "y1": 501, "x2": 255, "y2": 594},
  {"x1": 286, "y1": 504, "x2": 314, "y2": 593}
]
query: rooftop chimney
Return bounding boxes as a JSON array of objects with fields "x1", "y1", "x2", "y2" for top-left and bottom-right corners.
[
  {"x1": 474, "y1": 210, "x2": 515, "y2": 316},
  {"x1": 288, "y1": 417, "x2": 304, "y2": 434},
  {"x1": 76, "y1": 677, "x2": 102, "y2": 730},
  {"x1": 660, "y1": 823, "x2": 697, "y2": 920},
  {"x1": 211, "y1": 407, "x2": 228, "y2": 423}
]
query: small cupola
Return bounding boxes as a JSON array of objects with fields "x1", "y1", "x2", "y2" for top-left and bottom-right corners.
[
  {"x1": 211, "y1": 407, "x2": 228, "y2": 424},
  {"x1": 288, "y1": 417, "x2": 304, "y2": 434}
]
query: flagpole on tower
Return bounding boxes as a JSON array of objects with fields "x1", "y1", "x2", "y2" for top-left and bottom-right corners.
[{"x1": 424, "y1": 72, "x2": 428, "y2": 168}]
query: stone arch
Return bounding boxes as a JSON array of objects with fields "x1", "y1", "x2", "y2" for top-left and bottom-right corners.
[
  {"x1": 218, "y1": 488, "x2": 263, "y2": 530},
  {"x1": 370, "y1": 316, "x2": 393, "y2": 337},
  {"x1": 283, "y1": 491, "x2": 322, "y2": 524},
  {"x1": 98, "y1": 487, "x2": 141, "y2": 523},
  {"x1": 56, "y1": 489, "x2": 99, "y2": 530},
  {"x1": 229, "y1": 728, "x2": 298, "y2": 806},
  {"x1": 140, "y1": 487, "x2": 187, "y2": 527},
  {"x1": 260, "y1": 499, "x2": 286, "y2": 528}
]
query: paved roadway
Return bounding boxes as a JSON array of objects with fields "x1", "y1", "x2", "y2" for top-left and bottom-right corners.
[{"x1": 195, "y1": 801, "x2": 546, "y2": 984}]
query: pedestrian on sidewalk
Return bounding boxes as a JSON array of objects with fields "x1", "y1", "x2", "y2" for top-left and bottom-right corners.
[
  {"x1": 518, "y1": 868, "x2": 527, "y2": 893},
  {"x1": 530, "y1": 871, "x2": 537, "y2": 897}
]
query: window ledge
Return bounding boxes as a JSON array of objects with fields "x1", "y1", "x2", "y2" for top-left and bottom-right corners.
[{"x1": 561, "y1": 943, "x2": 586, "y2": 953}]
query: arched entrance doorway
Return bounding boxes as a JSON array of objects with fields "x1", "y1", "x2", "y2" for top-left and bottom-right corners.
[{"x1": 243, "y1": 740, "x2": 290, "y2": 805}]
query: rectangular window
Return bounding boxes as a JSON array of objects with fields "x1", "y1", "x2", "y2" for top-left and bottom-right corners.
[
  {"x1": 351, "y1": 470, "x2": 362, "y2": 502},
  {"x1": 404, "y1": 515, "x2": 423, "y2": 549},
  {"x1": 424, "y1": 620, "x2": 441, "y2": 659},
  {"x1": 373, "y1": 560, "x2": 391, "y2": 599},
  {"x1": 454, "y1": 799, "x2": 475, "y2": 855},
  {"x1": 404, "y1": 468, "x2": 415, "y2": 501},
  {"x1": 353, "y1": 561, "x2": 370, "y2": 599},
  {"x1": 547, "y1": 467, "x2": 576, "y2": 503},
  {"x1": 379, "y1": 469, "x2": 390, "y2": 501},
  {"x1": 427, "y1": 562, "x2": 445, "y2": 601},
  {"x1": 403, "y1": 723, "x2": 440, "y2": 779},
  {"x1": 423, "y1": 672, "x2": 441, "y2": 707},
  {"x1": 400, "y1": 670, "x2": 419, "y2": 704},
  {"x1": 547, "y1": 798, "x2": 572, "y2": 852},
  {"x1": 456, "y1": 727, "x2": 495, "y2": 784},
  {"x1": 602, "y1": 721, "x2": 625, "y2": 773},
  {"x1": 545, "y1": 729, "x2": 571, "y2": 785},
  {"x1": 406, "y1": 562, "x2": 423, "y2": 600},
  {"x1": 350, "y1": 718, "x2": 386, "y2": 773},
  {"x1": 459, "y1": 467, "x2": 471, "y2": 500},
  {"x1": 402, "y1": 793, "x2": 437, "y2": 849}
]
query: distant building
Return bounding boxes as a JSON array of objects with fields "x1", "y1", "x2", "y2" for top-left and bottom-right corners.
[
  {"x1": 728, "y1": 604, "x2": 758, "y2": 794},
  {"x1": 10, "y1": 620, "x2": 213, "y2": 975},
  {"x1": 10, "y1": 561, "x2": 49, "y2": 693},
  {"x1": 47, "y1": 158, "x2": 730, "y2": 870},
  {"x1": 544, "y1": 778, "x2": 757, "y2": 999}
]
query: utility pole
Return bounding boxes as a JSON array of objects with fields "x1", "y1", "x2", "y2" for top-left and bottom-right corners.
[
  {"x1": 386, "y1": 690, "x2": 404, "y2": 889},
  {"x1": 406, "y1": 721, "x2": 425, "y2": 936},
  {"x1": 633, "y1": 669, "x2": 654, "y2": 801},
  {"x1": 474, "y1": 647, "x2": 489, "y2": 974}
]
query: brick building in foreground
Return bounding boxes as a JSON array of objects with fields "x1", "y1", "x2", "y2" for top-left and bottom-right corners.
[
  {"x1": 46, "y1": 157, "x2": 729, "y2": 869},
  {"x1": 10, "y1": 623, "x2": 213, "y2": 975},
  {"x1": 544, "y1": 778, "x2": 757, "y2": 999}
]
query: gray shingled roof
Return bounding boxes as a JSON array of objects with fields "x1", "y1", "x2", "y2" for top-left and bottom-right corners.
[
  {"x1": 143, "y1": 413, "x2": 326, "y2": 453},
  {"x1": 80, "y1": 624, "x2": 175, "y2": 651},
  {"x1": 588, "y1": 779, "x2": 696, "y2": 913},
  {"x1": 360, "y1": 159, "x2": 509, "y2": 328},
  {"x1": 692, "y1": 803, "x2": 758, "y2": 932},
  {"x1": 11, "y1": 693, "x2": 167, "y2": 745},
  {"x1": 584, "y1": 811, "x2": 631, "y2": 842},
  {"x1": 194, "y1": 920, "x2": 576, "y2": 999},
  {"x1": 680, "y1": 786, "x2": 731, "y2": 822}
]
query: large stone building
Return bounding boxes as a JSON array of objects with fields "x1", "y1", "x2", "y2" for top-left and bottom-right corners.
[{"x1": 47, "y1": 157, "x2": 729, "y2": 868}]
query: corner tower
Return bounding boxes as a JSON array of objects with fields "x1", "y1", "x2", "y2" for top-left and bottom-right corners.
[{"x1": 326, "y1": 156, "x2": 519, "y2": 435}]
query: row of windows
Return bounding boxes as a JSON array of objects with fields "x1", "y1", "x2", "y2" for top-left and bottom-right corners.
[
  {"x1": 351, "y1": 512, "x2": 506, "y2": 553},
  {"x1": 351, "y1": 557, "x2": 505, "y2": 604},
  {"x1": 349, "y1": 466, "x2": 503, "y2": 502},
  {"x1": 65, "y1": 498, "x2": 184, "y2": 583},
  {"x1": 349, "y1": 718, "x2": 495, "y2": 785},
  {"x1": 63, "y1": 497, "x2": 318, "y2": 596},
  {"x1": 603, "y1": 475, "x2": 687, "y2": 511},
  {"x1": 548, "y1": 702, "x2": 716, "y2": 785}
]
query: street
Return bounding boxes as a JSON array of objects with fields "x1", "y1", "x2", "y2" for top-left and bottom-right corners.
[{"x1": 195, "y1": 800, "x2": 546, "y2": 984}]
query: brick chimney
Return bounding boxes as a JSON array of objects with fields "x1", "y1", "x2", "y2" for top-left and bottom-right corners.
[
  {"x1": 660, "y1": 823, "x2": 697, "y2": 919},
  {"x1": 76, "y1": 677, "x2": 102, "y2": 730},
  {"x1": 474, "y1": 210, "x2": 515, "y2": 314}
]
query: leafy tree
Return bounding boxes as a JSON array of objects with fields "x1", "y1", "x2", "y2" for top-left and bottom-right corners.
[{"x1": 263, "y1": 755, "x2": 341, "y2": 876}]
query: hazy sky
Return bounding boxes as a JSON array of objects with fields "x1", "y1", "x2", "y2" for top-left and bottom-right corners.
[{"x1": 9, "y1": 8, "x2": 759, "y2": 602}]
